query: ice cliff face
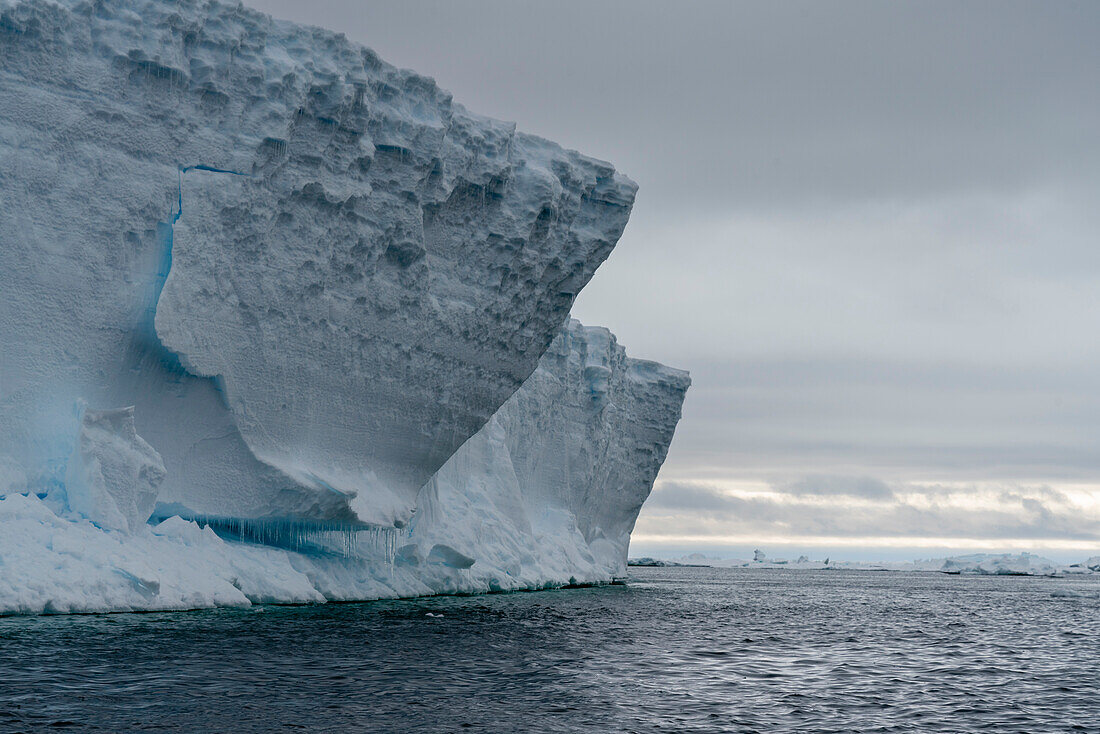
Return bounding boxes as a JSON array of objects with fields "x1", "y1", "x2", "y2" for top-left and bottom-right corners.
[
  {"x1": 408, "y1": 320, "x2": 691, "y2": 590},
  {"x1": 0, "y1": 0, "x2": 689, "y2": 613},
  {"x1": 0, "y1": 319, "x2": 689, "y2": 613},
  {"x1": 0, "y1": 0, "x2": 634, "y2": 528}
]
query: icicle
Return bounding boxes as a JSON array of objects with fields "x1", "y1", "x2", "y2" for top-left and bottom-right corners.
[{"x1": 188, "y1": 515, "x2": 402, "y2": 561}]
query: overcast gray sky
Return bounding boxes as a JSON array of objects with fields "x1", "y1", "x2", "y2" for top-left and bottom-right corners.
[{"x1": 249, "y1": 0, "x2": 1100, "y2": 561}]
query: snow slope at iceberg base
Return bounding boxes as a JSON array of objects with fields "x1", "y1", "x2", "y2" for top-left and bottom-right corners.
[
  {"x1": 0, "y1": 492, "x2": 589, "y2": 615},
  {"x1": 0, "y1": 320, "x2": 690, "y2": 615},
  {"x1": 0, "y1": 491, "x2": 451, "y2": 614},
  {"x1": 0, "y1": 494, "x2": 326, "y2": 615}
]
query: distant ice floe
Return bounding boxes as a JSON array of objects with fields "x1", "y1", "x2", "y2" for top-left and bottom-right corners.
[{"x1": 631, "y1": 551, "x2": 1100, "y2": 578}]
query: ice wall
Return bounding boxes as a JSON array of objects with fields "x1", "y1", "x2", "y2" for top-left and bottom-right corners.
[
  {"x1": 0, "y1": 319, "x2": 690, "y2": 613},
  {"x1": 0, "y1": 0, "x2": 692, "y2": 613},
  {"x1": 406, "y1": 320, "x2": 692, "y2": 592},
  {"x1": 0, "y1": 0, "x2": 635, "y2": 528}
]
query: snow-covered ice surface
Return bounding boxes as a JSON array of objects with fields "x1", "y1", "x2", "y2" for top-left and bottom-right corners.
[
  {"x1": 0, "y1": 494, "x2": 325, "y2": 615},
  {"x1": 0, "y1": 0, "x2": 688, "y2": 614}
]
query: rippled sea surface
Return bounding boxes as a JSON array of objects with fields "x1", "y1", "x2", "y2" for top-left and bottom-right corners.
[{"x1": 3, "y1": 567, "x2": 1100, "y2": 732}]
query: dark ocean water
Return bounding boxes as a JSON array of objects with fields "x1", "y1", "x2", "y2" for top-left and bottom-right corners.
[{"x1": 2, "y1": 567, "x2": 1099, "y2": 733}]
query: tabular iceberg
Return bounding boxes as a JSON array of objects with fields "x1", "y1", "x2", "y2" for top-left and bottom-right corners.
[{"x1": 0, "y1": 0, "x2": 689, "y2": 614}]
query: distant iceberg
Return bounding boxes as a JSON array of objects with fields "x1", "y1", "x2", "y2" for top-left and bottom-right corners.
[
  {"x1": 0, "y1": 0, "x2": 688, "y2": 613},
  {"x1": 639, "y1": 552, "x2": 1095, "y2": 576},
  {"x1": 937, "y1": 553, "x2": 1068, "y2": 577}
]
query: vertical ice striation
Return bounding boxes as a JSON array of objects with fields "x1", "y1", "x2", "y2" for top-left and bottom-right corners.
[{"x1": 408, "y1": 319, "x2": 691, "y2": 591}]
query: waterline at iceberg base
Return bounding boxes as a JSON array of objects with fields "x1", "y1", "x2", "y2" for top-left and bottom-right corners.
[{"x1": 0, "y1": 0, "x2": 689, "y2": 614}]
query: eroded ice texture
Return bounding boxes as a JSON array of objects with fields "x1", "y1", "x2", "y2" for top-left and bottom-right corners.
[
  {"x1": 0, "y1": 0, "x2": 635, "y2": 529},
  {"x1": 0, "y1": 320, "x2": 690, "y2": 613},
  {"x1": 64, "y1": 405, "x2": 166, "y2": 533},
  {"x1": 0, "y1": 0, "x2": 691, "y2": 614}
]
